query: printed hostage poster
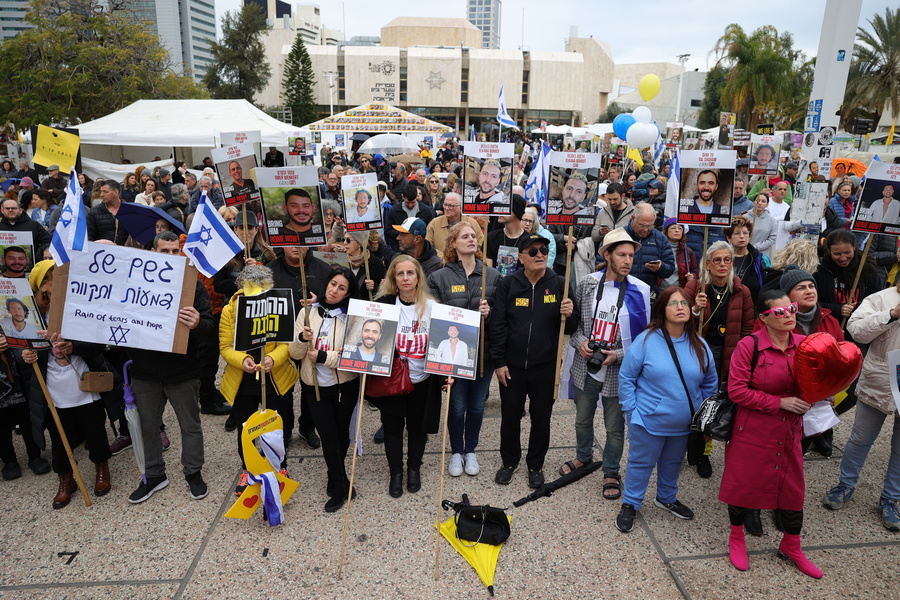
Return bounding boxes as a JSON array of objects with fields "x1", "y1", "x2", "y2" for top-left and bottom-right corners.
[
  {"x1": 666, "y1": 123, "x2": 684, "y2": 148},
  {"x1": 677, "y1": 150, "x2": 737, "y2": 227},
  {"x1": 851, "y1": 160, "x2": 900, "y2": 235},
  {"x1": 341, "y1": 172, "x2": 382, "y2": 231},
  {"x1": 220, "y1": 130, "x2": 261, "y2": 147},
  {"x1": 233, "y1": 288, "x2": 296, "y2": 351},
  {"x1": 257, "y1": 167, "x2": 326, "y2": 247},
  {"x1": 545, "y1": 151, "x2": 602, "y2": 228},
  {"x1": 338, "y1": 299, "x2": 399, "y2": 376},
  {"x1": 0, "y1": 231, "x2": 34, "y2": 279},
  {"x1": 460, "y1": 141, "x2": 515, "y2": 216},
  {"x1": 718, "y1": 112, "x2": 736, "y2": 149},
  {"x1": 0, "y1": 277, "x2": 49, "y2": 350},
  {"x1": 211, "y1": 143, "x2": 262, "y2": 207},
  {"x1": 790, "y1": 181, "x2": 830, "y2": 241},
  {"x1": 48, "y1": 242, "x2": 193, "y2": 353},
  {"x1": 425, "y1": 303, "x2": 479, "y2": 380},
  {"x1": 748, "y1": 134, "x2": 780, "y2": 177},
  {"x1": 288, "y1": 132, "x2": 313, "y2": 166}
]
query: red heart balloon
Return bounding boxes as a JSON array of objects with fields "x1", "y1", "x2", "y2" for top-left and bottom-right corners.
[{"x1": 794, "y1": 332, "x2": 863, "y2": 403}]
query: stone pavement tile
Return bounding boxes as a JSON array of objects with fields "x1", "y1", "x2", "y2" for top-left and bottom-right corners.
[{"x1": 0, "y1": 583, "x2": 180, "y2": 600}]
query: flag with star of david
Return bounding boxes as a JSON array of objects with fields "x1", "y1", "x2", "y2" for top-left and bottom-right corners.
[
  {"x1": 49, "y1": 168, "x2": 87, "y2": 266},
  {"x1": 183, "y1": 191, "x2": 244, "y2": 277}
]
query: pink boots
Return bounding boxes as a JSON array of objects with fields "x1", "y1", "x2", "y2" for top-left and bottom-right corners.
[
  {"x1": 777, "y1": 533, "x2": 823, "y2": 579},
  {"x1": 729, "y1": 525, "x2": 749, "y2": 571}
]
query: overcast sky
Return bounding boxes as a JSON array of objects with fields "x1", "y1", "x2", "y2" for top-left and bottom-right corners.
[{"x1": 216, "y1": 0, "x2": 892, "y2": 71}]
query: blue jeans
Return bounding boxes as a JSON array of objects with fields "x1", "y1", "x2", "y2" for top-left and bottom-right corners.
[
  {"x1": 622, "y1": 422, "x2": 689, "y2": 510},
  {"x1": 448, "y1": 371, "x2": 491, "y2": 455},
  {"x1": 573, "y1": 374, "x2": 624, "y2": 476},
  {"x1": 839, "y1": 401, "x2": 900, "y2": 502}
]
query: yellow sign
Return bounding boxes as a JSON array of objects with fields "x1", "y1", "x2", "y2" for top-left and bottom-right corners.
[
  {"x1": 224, "y1": 409, "x2": 299, "y2": 521},
  {"x1": 451, "y1": 285, "x2": 466, "y2": 293},
  {"x1": 543, "y1": 295, "x2": 557, "y2": 303},
  {"x1": 515, "y1": 298, "x2": 529, "y2": 307},
  {"x1": 33, "y1": 125, "x2": 80, "y2": 172}
]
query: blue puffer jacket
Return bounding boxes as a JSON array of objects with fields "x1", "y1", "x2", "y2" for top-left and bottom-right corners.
[{"x1": 623, "y1": 225, "x2": 675, "y2": 294}]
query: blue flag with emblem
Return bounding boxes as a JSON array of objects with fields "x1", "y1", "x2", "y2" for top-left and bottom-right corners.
[
  {"x1": 183, "y1": 191, "x2": 243, "y2": 277},
  {"x1": 497, "y1": 85, "x2": 518, "y2": 130},
  {"x1": 49, "y1": 168, "x2": 87, "y2": 266}
]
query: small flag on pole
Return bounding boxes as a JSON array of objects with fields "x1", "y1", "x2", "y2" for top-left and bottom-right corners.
[
  {"x1": 497, "y1": 85, "x2": 518, "y2": 130},
  {"x1": 49, "y1": 168, "x2": 87, "y2": 266},
  {"x1": 183, "y1": 191, "x2": 244, "y2": 278}
]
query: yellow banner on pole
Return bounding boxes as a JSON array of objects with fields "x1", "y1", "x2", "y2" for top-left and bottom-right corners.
[{"x1": 33, "y1": 125, "x2": 80, "y2": 172}]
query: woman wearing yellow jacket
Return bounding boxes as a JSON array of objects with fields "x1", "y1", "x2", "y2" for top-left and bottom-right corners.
[{"x1": 219, "y1": 265, "x2": 298, "y2": 496}]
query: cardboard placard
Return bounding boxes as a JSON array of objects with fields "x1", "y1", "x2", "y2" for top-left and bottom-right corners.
[
  {"x1": 0, "y1": 231, "x2": 35, "y2": 279},
  {"x1": 212, "y1": 143, "x2": 262, "y2": 207},
  {"x1": 220, "y1": 130, "x2": 262, "y2": 146},
  {"x1": 341, "y1": 172, "x2": 382, "y2": 231},
  {"x1": 748, "y1": 134, "x2": 780, "y2": 177},
  {"x1": 0, "y1": 278, "x2": 49, "y2": 350},
  {"x1": 233, "y1": 288, "x2": 296, "y2": 352},
  {"x1": 850, "y1": 161, "x2": 900, "y2": 235},
  {"x1": 545, "y1": 151, "x2": 601, "y2": 227},
  {"x1": 460, "y1": 142, "x2": 515, "y2": 216},
  {"x1": 338, "y1": 299, "x2": 399, "y2": 376},
  {"x1": 677, "y1": 150, "x2": 737, "y2": 227},
  {"x1": 257, "y1": 167, "x2": 326, "y2": 247},
  {"x1": 425, "y1": 303, "x2": 479, "y2": 380}
]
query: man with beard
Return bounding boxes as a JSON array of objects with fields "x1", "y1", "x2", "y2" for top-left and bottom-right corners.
[
  {"x1": 687, "y1": 170, "x2": 728, "y2": 215},
  {"x1": 558, "y1": 173, "x2": 589, "y2": 215},
  {"x1": 348, "y1": 319, "x2": 385, "y2": 363},
  {"x1": 1, "y1": 247, "x2": 28, "y2": 279},
  {"x1": 277, "y1": 189, "x2": 324, "y2": 245},
  {"x1": 0, "y1": 298, "x2": 39, "y2": 339},
  {"x1": 474, "y1": 159, "x2": 505, "y2": 204}
]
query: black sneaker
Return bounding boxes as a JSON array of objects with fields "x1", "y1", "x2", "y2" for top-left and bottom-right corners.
[
  {"x1": 186, "y1": 472, "x2": 208, "y2": 500},
  {"x1": 696, "y1": 456, "x2": 712, "y2": 478},
  {"x1": 224, "y1": 413, "x2": 238, "y2": 433},
  {"x1": 127, "y1": 476, "x2": 169, "y2": 504},
  {"x1": 2, "y1": 460, "x2": 21, "y2": 481},
  {"x1": 654, "y1": 497, "x2": 695, "y2": 520},
  {"x1": 298, "y1": 429, "x2": 321, "y2": 449},
  {"x1": 527, "y1": 468, "x2": 544, "y2": 489},
  {"x1": 616, "y1": 503, "x2": 636, "y2": 532},
  {"x1": 495, "y1": 465, "x2": 517, "y2": 485},
  {"x1": 200, "y1": 401, "x2": 232, "y2": 416},
  {"x1": 28, "y1": 456, "x2": 51, "y2": 475},
  {"x1": 373, "y1": 426, "x2": 385, "y2": 444}
]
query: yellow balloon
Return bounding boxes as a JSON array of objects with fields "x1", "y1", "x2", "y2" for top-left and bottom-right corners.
[{"x1": 639, "y1": 74, "x2": 661, "y2": 102}]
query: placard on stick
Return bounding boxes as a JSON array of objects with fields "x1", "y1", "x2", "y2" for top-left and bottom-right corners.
[
  {"x1": 425, "y1": 303, "x2": 479, "y2": 380},
  {"x1": 257, "y1": 166, "x2": 326, "y2": 247},
  {"x1": 212, "y1": 143, "x2": 262, "y2": 207},
  {"x1": 0, "y1": 278, "x2": 49, "y2": 350},
  {"x1": 850, "y1": 161, "x2": 900, "y2": 235},
  {"x1": 545, "y1": 151, "x2": 601, "y2": 227},
  {"x1": 233, "y1": 289, "x2": 296, "y2": 352},
  {"x1": 338, "y1": 299, "x2": 399, "y2": 376},
  {"x1": 341, "y1": 173, "x2": 382, "y2": 231},
  {"x1": 460, "y1": 142, "x2": 514, "y2": 216},
  {"x1": 676, "y1": 150, "x2": 737, "y2": 228},
  {"x1": 748, "y1": 134, "x2": 780, "y2": 177},
  {"x1": 0, "y1": 231, "x2": 35, "y2": 278}
]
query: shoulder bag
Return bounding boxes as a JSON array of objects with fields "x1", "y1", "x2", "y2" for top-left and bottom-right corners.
[
  {"x1": 691, "y1": 334, "x2": 758, "y2": 442},
  {"x1": 365, "y1": 356, "x2": 413, "y2": 397}
]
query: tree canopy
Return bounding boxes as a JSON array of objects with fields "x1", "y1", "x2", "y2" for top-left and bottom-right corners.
[
  {"x1": 842, "y1": 7, "x2": 900, "y2": 131},
  {"x1": 0, "y1": 0, "x2": 205, "y2": 128},
  {"x1": 282, "y1": 34, "x2": 318, "y2": 127},
  {"x1": 203, "y1": 4, "x2": 271, "y2": 102}
]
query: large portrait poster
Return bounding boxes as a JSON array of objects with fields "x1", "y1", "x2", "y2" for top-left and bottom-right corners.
[
  {"x1": 460, "y1": 141, "x2": 514, "y2": 216},
  {"x1": 257, "y1": 167, "x2": 326, "y2": 247},
  {"x1": 850, "y1": 161, "x2": 900, "y2": 235},
  {"x1": 233, "y1": 289, "x2": 296, "y2": 351},
  {"x1": 666, "y1": 123, "x2": 684, "y2": 148},
  {"x1": 47, "y1": 243, "x2": 195, "y2": 354},
  {"x1": 789, "y1": 181, "x2": 829, "y2": 241},
  {"x1": 545, "y1": 151, "x2": 601, "y2": 227},
  {"x1": 677, "y1": 150, "x2": 737, "y2": 228},
  {"x1": 338, "y1": 299, "x2": 399, "y2": 376},
  {"x1": 748, "y1": 134, "x2": 780, "y2": 177},
  {"x1": 341, "y1": 172, "x2": 382, "y2": 232},
  {"x1": 425, "y1": 303, "x2": 479, "y2": 380},
  {"x1": 0, "y1": 231, "x2": 35, "y2": 279},
  {"x1": 211, "y1": 143, "x2": 262, "y2": 207},
  {"x1": 717, "y1": 112, "x2": 736, "y2": 149},
  {"x1": 0, "y1": 278, "x2": 49, "y2": 350}
]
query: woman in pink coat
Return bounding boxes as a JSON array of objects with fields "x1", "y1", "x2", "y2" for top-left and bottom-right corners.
[{"x1": 720, "y1": 288, "x2": 821, "y2": 578}]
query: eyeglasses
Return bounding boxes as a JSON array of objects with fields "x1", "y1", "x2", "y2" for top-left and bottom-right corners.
[
  {"x1": 761, "y1": 302, "x2": 799, "y2": 318},
  {"x1": 667, "y1": 299, "x2": 690, "y2": 307},
  {"x1": 710, "y1": 256, "x2": 733, "y2": 265},
  {"x1": 443, "y1": 204, "x2": 459, "y2": 209},
  {"x1": 521, "y1": 219, "x2": 535, "y2": 224},
  {"x1": 522, "y1": 246, "x2": 549, "y2": 257}
]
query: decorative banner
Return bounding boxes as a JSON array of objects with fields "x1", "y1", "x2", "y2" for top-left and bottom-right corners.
[
  {"x1": 850, "y1": 161, "x2": 900, "y2": 235},
  {"x1": 677, "y1": 150, "x2": 737, "y2": 228},
  {"x1": 220, "y1": 130, "x2": 262, "y2": 146},
  {"x1": 666, "y1": 123, "x2": 684, "y2": 148},
  {"x1": 460, "y1": 142, "x2": 515, "y2": 216},
  {"x1": 33, "y1": 125, "x2": 80, "y2": 172},
  {"x1": 341, "y1": 172, "x2": 382, "y2": 231},
  {"x1": 47, "y1": 243, "x2": 194, "y2": 354},
  {"x1": 0, "y1": 231, "x2": 35, "y2": 279},
  {"x1": 312, "y1": 250, "x2": 350, "y2": 268},
  {"x1": 0, "y1": 278, "x2": 49, "y2": 350},
  {"x1": 425, "y1": 303, "x2": 479, "y2": 380},
  {"x1": 233, "y1": 288, "x2": 296, "y2": 352},
  {"x1": 545, "y1": 151, "x2": 601, "y2": 227},
  {"x1": 338, "y1": 298, "x2": 399, "y2": 375},
  {"x1": 211, "y1": 143, "x2": 262, "y2": 207},
  {"x1": 718, "y1": 112, "x2": 736, "y2": 149},
  {"x1": 748, "y1": 134, "x2": 780, "y2": 177},
  {"x1": 257, "y1": 167, "x2": 326, "y2": 247}
]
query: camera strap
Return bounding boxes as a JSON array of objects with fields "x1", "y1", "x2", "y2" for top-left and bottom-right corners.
[{"x1": 589, "y1": 269, "x2": 628, "y2": 343}]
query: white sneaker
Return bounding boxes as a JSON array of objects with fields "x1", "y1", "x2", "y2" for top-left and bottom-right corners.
[
  {"x1": 464, "y1": 452, "x2": 480, "y2": 476},
  {"x1": 448, "y1": 453, "x2": 464, "y2": 477}
]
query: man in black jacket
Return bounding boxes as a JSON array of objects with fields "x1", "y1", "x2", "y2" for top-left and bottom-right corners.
[
  {"x1": 0, "y1": 197, "x2": 52, "y2": 258},
  {"x1": 86, "y1": 181, "x2": 129, "y2": 246},
  {"x1": 489, "y1": 233, "x2": 577, "y2": 489},
  {"x1": 384, "y1": 185, "x2": 436, "y2": 251}
]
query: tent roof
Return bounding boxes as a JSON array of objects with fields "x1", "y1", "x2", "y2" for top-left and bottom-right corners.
[
  {"x1": 77, "y1": 99, "x2": 297, "y2": 147},
  {"x1": 304, "y1": 103, "x2": 452, "y2": 133}
]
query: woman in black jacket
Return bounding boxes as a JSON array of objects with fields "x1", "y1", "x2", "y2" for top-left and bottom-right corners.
[
  {"x1": 814, "y1": 229, "x2": 883, "y2": 332},
  {"x1": 335, "y1": 231, "x2": 385, "y2": 301}
]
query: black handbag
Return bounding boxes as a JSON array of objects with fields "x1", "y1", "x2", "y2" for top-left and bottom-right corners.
[
  {"x1": 442, "y1": 495, "x2": 510, "y2": 546},
  {"x1": 691, "y1": 334, "x2": 759, "y2": 442}
]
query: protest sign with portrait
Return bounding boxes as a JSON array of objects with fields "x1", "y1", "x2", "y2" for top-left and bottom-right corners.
[
  {"x1": 233, "y1": 288, "x2": 296, "y2": 351},
  {"x1": 718, "y1": 113, "x2": 736, "y2": 149},
  {"x1": 677, "y1": 150, "x2": 737, "y2": 227},
  {"x1": 338, "y1": 299, "x2": 400, "y2": 376},
  {"x1": 425, "y1": 303, "x2": 479, "y2": 380},
  {"x1": 850, "y1": 161, "x2": 900, "y2": 235},
  {"x1": 460, "y1": 141, "x2": 514, "y2": 216},
  {"x1": 212, "y1": 143, "x2": 262, "y2": 207},
  {"x1": 748, "y1": 134, "x2": 780, "y2": 176},
  {"x1": 341, "y1": 172, "x2": 381, "y2": 231},
  {"x1": 545, "y1": 151, "x2": 601, "y2": 227},
  {"x1": 0, "y1": 231, "x2": 34, "y2": 279},
  {"x1": 0, "y1": 278, "x2": 49, "y2": 350},
  {"x1": 257, "y1": 167, "x2": 326, "y2": 247},
  {"x1": 666, "y1": 123, "x2": 684, "y2": 148}
]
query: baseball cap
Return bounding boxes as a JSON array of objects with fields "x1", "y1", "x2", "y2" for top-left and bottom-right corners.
[
  {"x1": 649, "y1": 180, "x2": 666, "y2": 191},
  {"x1": 516, "y1": 233, "x2": 550, "y2": 253},
  {"x1": 393, "y1": 217, "x2": 427, "y2": 237}
]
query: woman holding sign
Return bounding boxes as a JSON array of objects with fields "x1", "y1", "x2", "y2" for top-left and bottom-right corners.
[
  {"x1": 289, "y1": 268, "x2": 361, "y2": 512},
  {"x1": 372, "y1": 256, "x2": 435, "y2": 498},
  {"x1": 335, "y1": 232, "x2": 385, "y2": 300}
]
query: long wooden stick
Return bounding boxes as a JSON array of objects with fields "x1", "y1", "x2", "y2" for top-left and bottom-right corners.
[
  {"x1": 698, "y1": 227, "x2": 709, "y2": 334},
  {"x1": 259, "y1": 343, "x2": 267, "y2": 411},
  {"x1": 241, "y1": 204, "x2": 250, "y2": 260},
  {"x1": 841, "y1": 235, "x2": 873, "y2": 328},
  {"x1": 434, "y1": 376, "x2": 454, "y2": 580},
  {"x1": 363, "y1": 244, "x2": 373, "y2": 301},
  {"x1": 479, "y1": 230, "x2": 488, "y2": 378},
  {"x1": 338, "y1": 374, "x2": 366, "y2": 580},
  {"x1": 553, "y1": 224, "x2": 574, "y2": 400},
  {"x1": 298, "y1": 251, "x2": 321, "y2": 402},
  {"x1": 32, "y1": 362, "x2": 91, "y2": 507}
]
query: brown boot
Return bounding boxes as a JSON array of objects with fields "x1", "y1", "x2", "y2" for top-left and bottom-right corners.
[
  {"x1": 52, "y1": 473, "x2": 77, "y2": 509},
  {"x1": 94, "y1": 462, "x2": 111, "y2": 496}
]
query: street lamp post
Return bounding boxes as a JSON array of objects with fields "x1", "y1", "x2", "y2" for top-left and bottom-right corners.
[
  {"x1": 674, "y1": 53, "x2": 690, "y2": 124},
  {"x1": 323, "y1": 70, "x2": 338, "y2": 116}
]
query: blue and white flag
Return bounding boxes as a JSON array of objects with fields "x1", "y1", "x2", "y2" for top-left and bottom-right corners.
[
  {"x1": 497, "y1": 85, "x2": 518, "y2": 130},
  {"x1": 650, "y1": 129, "x2": 665, "y2": 168},
  {"x1": 49, "y1": 168, "x2": 87, "y2": 266},
  {"x1": 183, "y1": 191, "x2": 243, "y2": 277},
  {"x1": 664, "y1": 150, "x2": 680, "y2": 219},
  {"x1": 524, "y1": 141, "x2": 552, "y2": 216},
  {"x1": 469, "y1": 125, "x2": 476, "y2": 142}
]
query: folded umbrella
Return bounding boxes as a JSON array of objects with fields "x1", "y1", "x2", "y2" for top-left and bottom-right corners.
[
  {"x1": 116, "y1": 202, "x2": 186, "y2": 246},
  {"x1": 122, "y1": 361, "x2": 147, "y2": 483}
]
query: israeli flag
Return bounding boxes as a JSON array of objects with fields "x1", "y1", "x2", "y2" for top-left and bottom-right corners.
[
  {"x1": 664, "y1": 150, "x2": 680, "y2": 219},
  {"x1": 497, "y1": 85, "x2": 518, "y2": 130},
  {"x1": 183, "y1": 191, "x2": 243, "y2": 278},
  {"x1": 524, "y1": 141, "x2": 552, "y2": 217},
  {"x1": 49, "y1": 168, "x2": 87, "y2": 266}
]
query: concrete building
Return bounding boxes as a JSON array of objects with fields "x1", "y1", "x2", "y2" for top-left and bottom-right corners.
[
  {"x1": 0, "y1": 0, "x2": 30, "y2": 40},
  {"x1": 380, "y1": 17, "x2": 481, "y2": 49},
  {"x1": 128, "y1": 0, "x2": 216, "y2": 82},
  {"x1": 467, "y1": 0, "x2": 501, "y2": 49}
]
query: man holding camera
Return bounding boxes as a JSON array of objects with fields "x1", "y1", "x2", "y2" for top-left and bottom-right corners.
[{"x1": 565, "y1": 228, "x2": 650, "y2": 500}]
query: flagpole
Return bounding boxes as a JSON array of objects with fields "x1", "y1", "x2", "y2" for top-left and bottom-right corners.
[
  {"x1": 553, "y1": 225, "x2": 574, "y2": 400},
  {"x1": 434, "y1": 376, "x2": 454, "y2": 581},
  {"x1": 338, "y1": 374, "x2": 365, "y2": 580}
]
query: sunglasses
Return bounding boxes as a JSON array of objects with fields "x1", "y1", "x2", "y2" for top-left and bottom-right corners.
[
  {"x1": 761, "y1": 302, "x2": 799, "y2": 318},
  {"x1": 522, "y1": 246, "x2": 549, "y2": 257},
  {"x1": 341, "y1": 237, "x2": 354, "y2": 243}
]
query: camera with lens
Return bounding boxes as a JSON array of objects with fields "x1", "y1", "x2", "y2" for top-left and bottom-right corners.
[{"x1": 586, "y1": 340, "x2": 613, "y2": 374}]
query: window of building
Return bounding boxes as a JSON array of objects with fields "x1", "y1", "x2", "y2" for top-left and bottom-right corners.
[{"x1": 690, "y1": 99, "x2": 702, "y2": 107}]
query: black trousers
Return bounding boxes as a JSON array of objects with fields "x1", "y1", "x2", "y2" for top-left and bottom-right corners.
[
  {"x1": 47, "y1": 400, "x2": 111, "y2": 474},
  {"x1": 0, "y1": 402, "x2": 40, "y2": 463},
  {"x1": 499, "y1": 363, "x2": 556, "y2": 471},
  {"x1": 280, "y1": 359, "x2": 314, "y2": 436},
  {"x1": 232, "y1": 375, "x2": 288, "y2": 470},
  {"x1": 198, "y1": 314, "x2": 222, "y2": 407},
  {"x1": 379, "y1": 379, "x2": 430, "y2": 474},
  {"x1": 303, "y1": 379, "x2": 360, "y2": 495}
]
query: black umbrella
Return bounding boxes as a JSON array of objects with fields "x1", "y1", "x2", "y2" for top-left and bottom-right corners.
[
  {"x1": 736, "y1": 158, "x2": 750, "y2": 167},
  {"x1": 116, "y1": 202, "x2": 185, "y2": 246},
  {"x1": 512, "y1": 460, "x2": 603, "y2": 507},
  {"x1": 351, "y1": 133, "x2": 371, "y2": 142},
  {"x1": 440, "y1": 131, "x2": 456, "y2": 139}
]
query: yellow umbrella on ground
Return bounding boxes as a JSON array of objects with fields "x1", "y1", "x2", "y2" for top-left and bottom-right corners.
[{"x1": 436, "y1": 514, "x2": 512, "y2": 596}]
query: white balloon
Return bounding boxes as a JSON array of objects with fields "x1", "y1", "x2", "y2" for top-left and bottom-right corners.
[
  {"x1": 626, "y1": 122, "x2": 656, "y2": 148},
  {"x1": 632, "y1": 106, "x2": 652, "y2": 124}
]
